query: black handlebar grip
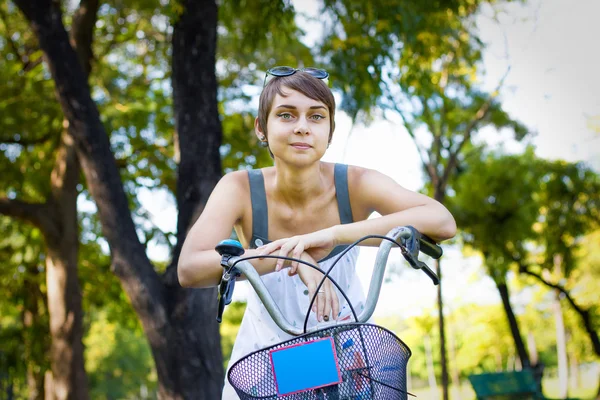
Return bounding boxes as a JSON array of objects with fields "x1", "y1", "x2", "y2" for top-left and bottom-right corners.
[{"x1": 419, "y1": 234, "x2": 443, "y2": 259}]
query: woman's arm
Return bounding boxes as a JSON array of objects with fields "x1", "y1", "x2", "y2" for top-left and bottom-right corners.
[
  {"x1": 178, "y1": 171, "x2": 282, "y2": 288},
  {"x1": 336, "y1": 166, "x2": 456, "y2": 244},
  {"x1": 257, "y1": 166, "x2": 456, "y2": 262}
]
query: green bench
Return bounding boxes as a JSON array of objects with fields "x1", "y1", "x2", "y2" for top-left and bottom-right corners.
[
  {"x1": 468, "y1": 369, "x2": 544, "y2": 400},
  {"x1": 468, "y1": 369, "x2": 579, "y2": 400}
]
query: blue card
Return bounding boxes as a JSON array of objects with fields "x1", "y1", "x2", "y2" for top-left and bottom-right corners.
[{"x1": 270, "y1": 337, "x2": 342, "y2": 396}]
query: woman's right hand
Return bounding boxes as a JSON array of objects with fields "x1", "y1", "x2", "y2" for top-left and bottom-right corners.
[{"x1": 295, "y1": 252, "x2": 339, "y2": 323}]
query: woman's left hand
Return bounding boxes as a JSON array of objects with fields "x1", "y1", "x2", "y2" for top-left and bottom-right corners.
[{"x1": 257, "y1": 227, "x2": 338, "y2": 274}]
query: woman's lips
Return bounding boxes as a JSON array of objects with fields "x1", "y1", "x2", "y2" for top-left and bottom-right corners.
[{"x1": 290, "y1": 143, "x2": 311, "y2": 149}]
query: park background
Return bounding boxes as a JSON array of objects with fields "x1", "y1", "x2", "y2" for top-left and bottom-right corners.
[{"x1": 1, "y1": 0, "x2": 599, "y2": 399}]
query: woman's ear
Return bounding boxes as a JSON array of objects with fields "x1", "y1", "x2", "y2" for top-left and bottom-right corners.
[{"x1": 255, "y1": 117, "x2": 268, "y2": 147}]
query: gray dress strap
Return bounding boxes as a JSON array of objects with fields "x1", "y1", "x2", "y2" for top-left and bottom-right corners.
[
  {"x1": 248, "y1": 164, "x2": 354, "y2": 262},
  {"x1": 248, "y1": 170, "x2": 269, "y2": 249},
  {"x1": 334, "y1": 163, "x2": 354, "y2": 224}
]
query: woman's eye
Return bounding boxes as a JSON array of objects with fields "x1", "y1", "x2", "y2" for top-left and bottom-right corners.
[
  {"x1": 277, "y1": 113, "x2": 293, "y2": 119},
  {"x1": 311, "y1": 115, "x2": 325, "y2": 120}
]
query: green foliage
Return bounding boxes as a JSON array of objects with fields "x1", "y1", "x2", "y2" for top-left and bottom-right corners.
[
  {"x1": 221, "y1": 111, "x2": 273, "y2": 172},
  {"x1": 448, "y1": 148, "x2": 543, "y2": 281},
  {"x1": 217, "y1": 1, "x2": 314, "y2": 171},
  {"x1": 0, "y1": 216, "x2": 49, "y2": 397},
  {"x1": 448, "y1": 148, "x2": 600, "y2": 372},
  {"x1": 0, "y1": 2, "x2": 62, "y2": 201},
  {"x1": 534, "y1": 160, "x2": 600, "y2": 275},
  {"x1": 318, "y1": 0, "x2": 529, "y2": 206},
  {"x1": 84, "y1": 308, "x2": 157, "y2": 399},
  {"x1": 320, "y1": 0, "x2": 501, "y2": 118},
  {"x1": 218, "y1": 0, "x2": 312, "y2": 91},
  {"x1": 376, "y1": 298, "x2": 595, "y2": 384}
]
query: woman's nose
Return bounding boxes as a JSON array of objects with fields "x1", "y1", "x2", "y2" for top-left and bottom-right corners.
[{"x1": 293, "y1": 116, "x2": 310, "y2": 134}]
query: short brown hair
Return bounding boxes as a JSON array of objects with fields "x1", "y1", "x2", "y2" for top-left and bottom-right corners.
[{"x1": 257, "y1": 71, "x2": 336, "y2": 141}]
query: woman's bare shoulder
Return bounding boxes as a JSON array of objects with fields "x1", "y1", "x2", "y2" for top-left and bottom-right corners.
[{"x1": 346, "y1": 163, "x2": 377, "y2": 186}]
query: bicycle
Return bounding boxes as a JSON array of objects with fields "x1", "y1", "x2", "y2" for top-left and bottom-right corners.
[{"x1": 215, "y1": 225, "x2": 442, "y2": 400}]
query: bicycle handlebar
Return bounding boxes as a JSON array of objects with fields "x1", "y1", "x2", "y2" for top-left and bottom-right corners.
[{"x1": 215, "y1": 226, "x2": 442, "y2": 335}]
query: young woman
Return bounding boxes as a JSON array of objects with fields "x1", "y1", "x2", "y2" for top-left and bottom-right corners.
[{"x1": 177, "y1": 67, "x2": 456, "y2": 398}]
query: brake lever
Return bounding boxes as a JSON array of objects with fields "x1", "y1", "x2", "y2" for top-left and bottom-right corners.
[
  {"x1": 399, "y1": 227, "x2": 440, "y2": 286},
  {"x1": 420, "y1": 262, "x2": 439, "y2": 285},
  {"x1": 216, "y1": 270, "x2": 239, "y2": 322},
  {"x1": 216, "y1": 281, "x2": 227, "y2": 323},
  {"x1": 215, "y1": 239, "x2": 245, "y2": 323}
]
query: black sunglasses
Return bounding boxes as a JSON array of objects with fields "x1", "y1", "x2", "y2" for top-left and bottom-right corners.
[{"x1": 263, "y1": 66, "x2": 329, "y2": 86}]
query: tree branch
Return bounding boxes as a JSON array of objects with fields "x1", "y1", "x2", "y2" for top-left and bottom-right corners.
[
  {"x1": 380, "y1": 78, "x2": 434, "y2": 182},
  {"x1": 420, "y1": 95, "x2": 442, "y2": 172},
  {"x1": 441, "y1": 67, "x2": 511, "y2": 192},
  {"x1": 70, "y1": 0, "x2": 99, "y2": 77},
  {"x1": 519, "y1": 264, "x2": 600, "y2": 356},
  {"x1": 0, "y1": 198, "x2": 59, "y2": 237},
  {"x1": 0, "y1": 6, "x2": 43, "y2": 72}
]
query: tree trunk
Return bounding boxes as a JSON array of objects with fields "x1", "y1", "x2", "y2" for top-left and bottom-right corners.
[
  {"x1": 432, "y1": 187, "x2": 450, "y2": 400},
  {"x1": 424, "y1": 334, "x2": 438, "y2": 395},
  {"x1": 495, "y1": 281, "x2": 530, "y2": 369},
  {"x1": 434, "y1": 258, "x2": 449, "y2": 399},
  {"x1": 42, "y1": 130, "x2": 88, "y2": 400},
  {"x1": 44, "y1": 223, "x2": 87, "y2": 400},
  {"x1": 568, "y1": 344, "x2": 579, "y2": 391},
  {"x1": 5, "y1": 1, "x2": 98, "y2": 397},
  {"x1": 14, "y1": 0, "x2": 225, "y2": 398},
  {"x1": 519, "y1": 266, "x2": 600, "y2": 357},
  {"x1": 167, "y1": 0, "x2": 225, "y2": 397},
  {"x1": 527, "y1": 331, "x2": 538, "y2": 366},
  {"x1": 551, "y1": 255, "x2": 569, "y2": 398},
  {"x1": 553, "y1": 291, "x2": 569, "y2": 398},
  {"x1": 0, "y1": 139, "x2": 87, "y2": 400},
  {"x1": 448, "y1": 326, "x2": 461, "y2": 399},
  {"x1": 23, "y1": 264, "x2": 46, "y2": 400},
  {"x1": 519, "y1": 265, "x2": 600, "y2": 398}
]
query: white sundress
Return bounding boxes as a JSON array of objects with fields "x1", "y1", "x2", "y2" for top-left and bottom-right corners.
[{"x1": 221, "y1": 246, "x2": 367, "y2": 400}]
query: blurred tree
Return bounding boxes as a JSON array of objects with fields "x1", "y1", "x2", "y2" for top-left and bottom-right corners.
[
  {"x1": 0, "y1": 0, "x2": 99, "y2": 397},
  {"x1": 518, "y1": 160, "x2": 600, "y2": 398},
  {"x1": 84, "y1": 308, "x2": 157, "y2": 399},
  {"x1": 448, "y1": 148, "x2": 542, "y2": 372},
  {"x1": 448, "y1": 149, "x2": 600, "y2": 396},
  {"x1": 8, "y1": 0, "x2": 306, "y2": 397},
  {"x1": 411, "y1": 313, "x2": 439, "y2": 394},
  {"x1": 0, "y1": 218, "x2": 50, "y2": 399},
  {"x1": 452, "y1": 303, "x2": 514, "y2": 375},
  {"x1": 317, "y1": 1, "x2": 530, "y2": 397}
]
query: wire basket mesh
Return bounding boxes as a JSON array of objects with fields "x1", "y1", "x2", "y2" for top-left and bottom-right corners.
[{"x1": 228, "y1": 323, "x2": 411, "y2": 399}]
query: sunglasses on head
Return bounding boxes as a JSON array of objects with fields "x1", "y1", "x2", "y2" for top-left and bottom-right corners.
[{"x1": 263, "y1": 66, "x2": 329, "y2": 86}]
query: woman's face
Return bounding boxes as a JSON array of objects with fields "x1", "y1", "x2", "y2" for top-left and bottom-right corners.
[{"x1": 260, "y1": 87, "x2": 331, "y2": 167}]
